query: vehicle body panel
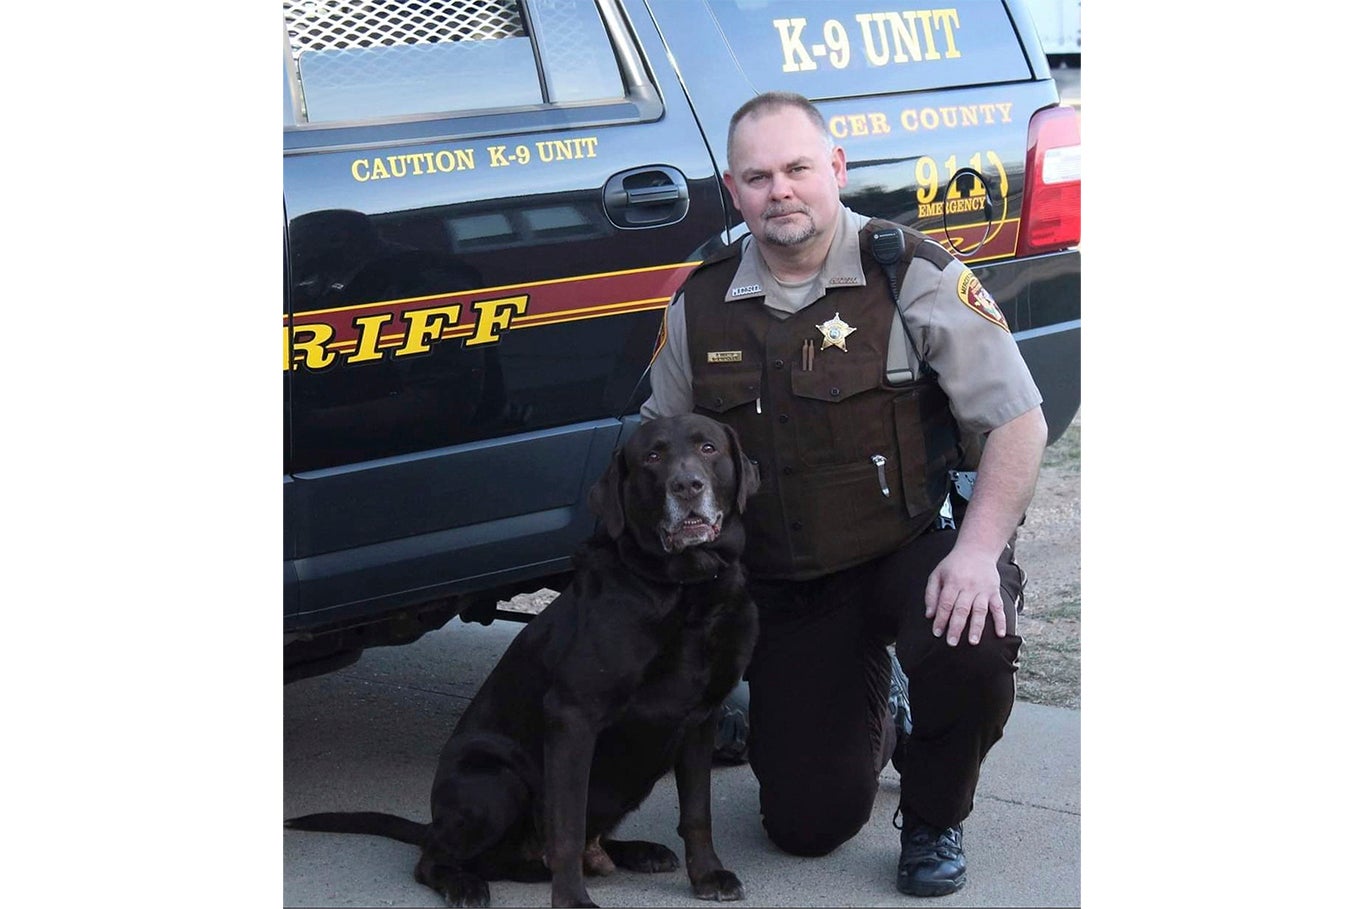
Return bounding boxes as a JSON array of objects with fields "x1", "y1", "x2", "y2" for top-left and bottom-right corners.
[
  {"x1": 281, "y1": 0, "x2": 1081, "y2": 673},
  {"x1": 284, "y1": 0, "x2": 726, "y2": 637}
]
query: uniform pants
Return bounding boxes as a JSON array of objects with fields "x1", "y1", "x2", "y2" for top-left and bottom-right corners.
[{"x1": 744, "y1": 529, "x2": 1024, "y2": 856}]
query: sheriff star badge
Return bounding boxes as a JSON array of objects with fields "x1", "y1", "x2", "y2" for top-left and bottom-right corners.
[{"x1": 815, "y1": 313, "x2": 857, "y2": 351}]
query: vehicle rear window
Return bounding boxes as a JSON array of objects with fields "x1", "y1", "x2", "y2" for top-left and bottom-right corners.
[
  {"x1": 702, "y1": 0, "x2": 1031, "y2": 98},
  {"x1": 283, "y1": 0, "x2": 624, "y2": 124}
]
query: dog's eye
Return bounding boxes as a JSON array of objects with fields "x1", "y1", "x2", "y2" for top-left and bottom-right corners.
[
  {"x1": 644, "y1": 450, "x2": 661, "y2": 463},
  {"x1": 700, "y1": 442, "x2": 717, "y2": 455}
]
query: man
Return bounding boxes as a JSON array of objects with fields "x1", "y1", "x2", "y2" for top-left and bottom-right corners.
[{"x1": 641, "y1": 91, "x2": 1047, "y2": 897}]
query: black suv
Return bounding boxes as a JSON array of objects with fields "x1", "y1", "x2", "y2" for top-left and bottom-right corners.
[{"x1": 283, "y1": 0, "x2": 1081, "y2": 680}]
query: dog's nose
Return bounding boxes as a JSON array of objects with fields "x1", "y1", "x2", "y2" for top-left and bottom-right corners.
[{"x1": 669, "y1": 471, "x2": 707, "y2": 498}]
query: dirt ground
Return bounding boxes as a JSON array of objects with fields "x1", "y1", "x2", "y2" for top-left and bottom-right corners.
[
  {"x1": 505, "y1": 414, "x2": 1081, "y2": 708},
  {"x1": 1014, "y1": 413, "x2": 1081, "y2": 708}
]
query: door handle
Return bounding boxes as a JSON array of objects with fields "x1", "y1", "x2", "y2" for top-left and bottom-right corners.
[
  {"x1": 625, "y1": 183, "x2": 681, "y2": 206},
  {"x1": 603, "y1": 166, "x2": 690, "y2": 229}
]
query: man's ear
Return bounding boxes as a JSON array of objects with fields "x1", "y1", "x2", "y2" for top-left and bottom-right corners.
[
  {"x1": 722, "y1": 169, "x2": 741, "y2": 208},
  {"x1": 588, "y1": 448, "x2": 628, "y2": 538},
  {"x1": 725, "y1": 423, "x2": 760, "y2": 513}
]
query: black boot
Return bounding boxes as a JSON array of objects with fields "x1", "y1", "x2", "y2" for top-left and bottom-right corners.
[{"x1": 895, "y1": 809, "x2": 966, "y2": 897}]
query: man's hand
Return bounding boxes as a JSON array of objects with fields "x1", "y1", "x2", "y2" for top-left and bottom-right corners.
[
  {"x1": 925, "y1": 546, "x2": 1006, "y2": 646},
  {"x1": 925, "y1": 406, "x2": 1047, "y2": 646}
]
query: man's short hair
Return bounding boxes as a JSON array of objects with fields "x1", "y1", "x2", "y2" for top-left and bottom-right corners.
[{"x1": 726, "y1": 91, "x2": 832, "y2": 170}]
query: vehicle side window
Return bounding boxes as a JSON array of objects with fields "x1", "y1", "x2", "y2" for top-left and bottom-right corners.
[
  {"x1": 533, "y1": 0, "x2": 627, "y2": 102},
  {"x1": 283, "y1": 0, "x2": 623, "y2": 125}
]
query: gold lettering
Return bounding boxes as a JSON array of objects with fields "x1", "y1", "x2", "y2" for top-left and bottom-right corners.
[
  {"x1": 289, "y1": 324, "x2": 337, "y2": 370},
  {"x1": 773, "y1": 18, "x2": 816, "y2": 72},
  {"x1": 536, "y1": 137, "x2": 600, "y2": 161},
  {"x1": 825, "y1": 17, "x2": 851, "y2": 68},
  {"x1": 488, "y1": 145, "x2": 510, "y2": 168},
  {"x1": 901, "y1": 109, "x2": 919, "y2": 131},
  {"x1": 348, "y1": 314, "x2": 394, "y2": 364},
  {"x1": 888, "y1": 12, "x2": 923, "y2": 62},
  {"x1": 858, "y1": 8, "x2": 960, "y2": 66},
  {"x1": 987, "y1": 149, "x2": 1009, "y2": 198},
  {"x1": 915, "y1": 155, "x2": 938, "y2": 203},
  {"x1": 831, "y1": 112, "x2": 891, "y2": 139},
  {"x1": 856, "y1": 13, "x2": 892, "y2": 66},
  {"x1": 915, "y1": 10, "x2": 942, "y2": 59},
  {"x1": 351, "y1": 149, "x2": 473, "y2": 182},
  {"x1": 466, "y1": 295, "x2": 530, "y2": 347},
  {"x1": 395, "y1": 304, "x2": 462, "y2": 357},
  {"x1": 934, "y1": 8, "x2": 962, "y2": 58},
  {"x1": 536, "y1": 139, "x2": 570, "y2": 163}
]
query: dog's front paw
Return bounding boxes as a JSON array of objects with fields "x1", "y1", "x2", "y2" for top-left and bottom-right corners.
[
  {"x1": 602, "y1": 838, "x2": 680, "y2": 873},
  {"x1": 437, "y1": 873, "x2": 490, "y2": 908},
  {"x1": 691, "y1": 869, "x2": 745, "y2": 901}
]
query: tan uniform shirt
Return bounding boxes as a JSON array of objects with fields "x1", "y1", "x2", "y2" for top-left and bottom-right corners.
[{"x1": 641, "y1": 206, "x2": 1041, "y2": 434}]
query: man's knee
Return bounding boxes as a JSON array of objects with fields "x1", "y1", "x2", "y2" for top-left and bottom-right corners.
[
  {"x1": 758, "y1": 775, "x2": 876, "y2": 856},
  {"x1": 898, "y1": 630, "x2": 1020, "y2": 701}
]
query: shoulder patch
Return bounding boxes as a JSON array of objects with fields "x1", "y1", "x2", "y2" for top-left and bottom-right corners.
[{"x1": 956, "y1": 269, "x2": 1009, "y2": 331}]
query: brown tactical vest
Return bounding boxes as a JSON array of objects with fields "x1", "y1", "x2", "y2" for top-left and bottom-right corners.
[{"x1": 683, "y1": 220, "x2": 963, "y2": 580}]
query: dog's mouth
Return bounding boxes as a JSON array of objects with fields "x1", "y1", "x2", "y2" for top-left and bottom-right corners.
[{"x1": 660, "y1": 511, "x2": 723, "y2": 553}]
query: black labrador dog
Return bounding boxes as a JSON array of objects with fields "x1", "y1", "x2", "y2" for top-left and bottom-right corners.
[{"x1": 287, "y1": 413, "x2": 760, "y2": 908}]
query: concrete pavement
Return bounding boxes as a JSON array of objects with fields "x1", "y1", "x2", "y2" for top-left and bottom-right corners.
[
  {"x1": 285, "y1": 62, "x2": 1084, "y2": 908},
  {"x1": 284, "y1": 620, "x2": 1079, "y2": 907}
]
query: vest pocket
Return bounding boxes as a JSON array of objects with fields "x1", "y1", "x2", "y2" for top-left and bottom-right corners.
[
  {"x1": 789, "y1": 362, "x2": 883, "y2": 466},
  {"x1": 890, "y1": 382, "x2": 959, "y2": 516},
  {"x1": 743, "y1": 457, "x2": 909, "y2": 579},
  {"x1": 693, "y1": 369, "x2": 761, "y2": 415}
]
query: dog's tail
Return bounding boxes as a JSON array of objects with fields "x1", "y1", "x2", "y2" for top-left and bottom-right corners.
[{"x1": 285, "y1": 811, "x2": 428, "y2": 846}]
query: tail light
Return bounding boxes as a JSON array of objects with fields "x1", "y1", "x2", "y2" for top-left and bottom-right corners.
[{"x1": 1018, "y1": 105, "x2": 1081, "y2": 255}]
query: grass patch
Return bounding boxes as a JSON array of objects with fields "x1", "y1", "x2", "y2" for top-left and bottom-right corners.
[
  {"x1": 1042, "y1": 418, "x2": 1081, "y2": 474},
  {"x1": 1015, "y1": 633, "x2": 1081, "y2": 709},
  {"x1": 1048, "y1": 596, "x2": 1082, "y2": 620}
]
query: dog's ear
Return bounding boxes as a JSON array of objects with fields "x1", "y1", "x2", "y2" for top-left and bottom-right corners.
[
  {"x1": 724, "y1": 423, "x2": 760, "y2": 513},
  {"x1": 588, "y1": 448, "x2": 628, "y2": 538}
]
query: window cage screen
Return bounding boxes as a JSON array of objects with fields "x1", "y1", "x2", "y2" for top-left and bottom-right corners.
[{"x1": 283, "y1": 0, "x2": 526, "y2": 56}]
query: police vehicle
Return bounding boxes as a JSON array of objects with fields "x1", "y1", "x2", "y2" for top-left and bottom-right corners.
[{"x1": 283, "y1": 0, "x2": 1081, "y2": 681}]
